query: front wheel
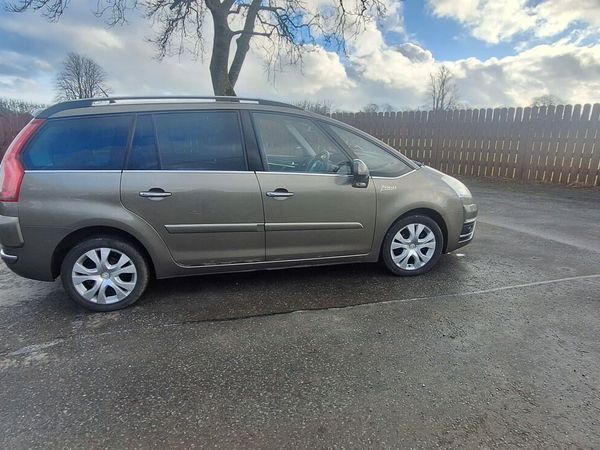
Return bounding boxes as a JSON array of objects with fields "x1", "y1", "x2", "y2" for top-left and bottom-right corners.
[
  {"x1": 381, "y1": 215, "x2": 443, "y2": 276},
  {"x1": 61, "y1": 237, "x2": 150, "y2": 312}
]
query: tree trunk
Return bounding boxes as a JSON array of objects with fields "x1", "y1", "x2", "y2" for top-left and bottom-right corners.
[
  {"x1": 209, "y1": 12, "x2": 236, "y2": 96},
  {"x1": 228, "y1": 0, "x2": 262, "y2": 88}
]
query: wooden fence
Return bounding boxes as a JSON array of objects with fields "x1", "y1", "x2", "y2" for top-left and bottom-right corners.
[{"x1": 332, "y1": 104, "x2": 600, "y2": 187}]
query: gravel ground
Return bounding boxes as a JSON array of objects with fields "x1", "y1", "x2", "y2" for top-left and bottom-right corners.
[{"x1": 1, "y1": 178, "x2": 599, "y2": 449}]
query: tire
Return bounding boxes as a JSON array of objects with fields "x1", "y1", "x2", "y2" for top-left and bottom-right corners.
[
  {"x1": 381, "y1": 215, "x2": 444, "y2": 276},
  {"x1": 61, "y1": 237, "x2": 150, "y2": 312}
]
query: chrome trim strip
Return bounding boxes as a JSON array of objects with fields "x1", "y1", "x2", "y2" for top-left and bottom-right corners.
[
  {"x1": 458, "y1": 234, "x2": 474, "y2": 243},
  {"x1": 0, "y1": 248, "x2": 18, "y2": 263},
  {"x1": 458, "y1": 221, "x2": 477, "y2": 243},
  {"x1": 372, "y1": 170, "x2": 416, "y2": 180},
  {"x1": 265, "y1": 222, "x2": 364, "y2": 231},
  {"x1": 266, "y1": 191, "x2": 295, "y2": 198},
  {"x1": 165, "y1": 223, "x2": 264, "y2": 234},
  {"x1": 165, "y1": 222, "x2": 364, "y2": 233},
  {"x1": 139, "y1": 191, "x2": 172, "y2": 198},
  {"x1": 24, "y1": 170, "x2": 122, "y2": 173},
  {"x1": 125, "y1": 170, "x2": 252, "y2": 174},
  {"x1": 464, "y1": 217, "x2": 477, "y2": 224},
  {"x1": 256, "y1": 171, "x2": 352, "y2": 178}
]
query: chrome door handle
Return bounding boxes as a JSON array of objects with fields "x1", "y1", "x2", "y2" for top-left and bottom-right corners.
[
  {"x1": 266, "y1": 190, "x2": 294, "y2": 199},
  {"x1": 139, "y1": 190, "x2": 172, "y2": 199}
]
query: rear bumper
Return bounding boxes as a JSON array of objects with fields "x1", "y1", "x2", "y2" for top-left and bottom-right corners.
[
  {"x1": 0, "y1": 215, "x2": 23, "y2": 269},
  {"x1": 0, "y1": 214, "x2": 24, "y2": 247},
  {"x1": 0, "y1": 214, "x2": 59, "y2": 281},
  {"x1": 0, "y1": 247, "x2": 18, "y2": 263},
  {"x1": 0, "y1": 242, "x2": 56, "y2": 281}
]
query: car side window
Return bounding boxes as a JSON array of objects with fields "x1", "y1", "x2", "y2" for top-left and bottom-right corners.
[
  {"x1": 327, "y1": 124, "x2": 412, "y2": 178},
  {"x1": 253, "y1": 113, "x2": 351, "y2": 175},
  {"x1": 21, "y1": 115, "x2": 132, "y2": 170},
  {"x1": 127, "y1": 111, "x2": 246, "y2": 171}
]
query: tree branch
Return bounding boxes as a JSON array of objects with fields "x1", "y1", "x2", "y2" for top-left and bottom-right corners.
[{"x1": 228, "y1": 0, "x2": 262, "y2": 87}]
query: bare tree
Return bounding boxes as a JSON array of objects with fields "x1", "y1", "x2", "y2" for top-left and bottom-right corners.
[
  {"x1": 0, "y1": 98, "x2": 45, "y2": 115},
  {"x1": 294, "y1": 99, "x2": 332, "y2": 116},
  {"x1": 361, "y1": 103, "x2": 394, "y2": 113},
  {"x1": 428, "y1": 65, "x2": 459, "y2": 111},
  {"x1": 7, "y1": 0, "x2": 387, "y2": 96},
  {"x1": 55, "y1": 52, "x2": 110, "y2": 100},
  {"x1": 0, "y1": 98, "x2": 46, "y2": 156},
  {"x1": 531, "y1": 94, "x2": 565, "y2": 107}
]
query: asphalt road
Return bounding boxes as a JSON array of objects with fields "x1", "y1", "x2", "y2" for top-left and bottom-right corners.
[{"x1": 1, "y1": 179, "x2": 599, "y2": 449}]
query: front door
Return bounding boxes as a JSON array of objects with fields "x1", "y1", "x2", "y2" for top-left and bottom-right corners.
[
  {"x1": 251, "y1": 112, "x2": 376, "y2": 260},
  {"x1": 121, "y1": 111, "x2": 265, "y2": 266}
]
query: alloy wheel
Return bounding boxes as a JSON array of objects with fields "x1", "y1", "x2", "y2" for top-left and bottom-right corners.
[
  {"x1": 71, "y1": 247, "x2": 138, "y2": 304},
  {"x1": 390, "y1": 223, "x2": 437, "y2": 270}
]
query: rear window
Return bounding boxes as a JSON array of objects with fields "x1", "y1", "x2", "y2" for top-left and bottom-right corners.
[
  {"x1": 128, "y1": 111, "x2": 246, "y2": 171},
  {"x1": 21, "y1": 115, "x2": 132, "y2": 170}
]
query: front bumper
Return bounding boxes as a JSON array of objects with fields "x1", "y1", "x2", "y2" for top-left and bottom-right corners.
[
  {"x1": 458, "y1": 218, "x2": 476, "y2": 243},
  {"x1": 448, "y1": 203, "x2": 477, "y2": 251}
]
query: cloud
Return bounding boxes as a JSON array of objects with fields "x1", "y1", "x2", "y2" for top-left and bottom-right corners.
[
  {"x1": 1, "y1": 1, "x2": 600, "y2": 110},
  {"x1": 0, "y1": 50, "x2": 52, "y2": 77},
  {"x1": 533, "y1": 0, "x2": 600, "y2": 39},
  {"x1": 395, "y1": 43, "x2": 434, "y2": 63},
  {"x1": 450, "y1": 43, "x2": 600, "y2": 106},
  {"x1": 427, "y1": 0, "x2": 600, "y2": 44},
  {"x1": 428, "y1": 0, "x2": 535, "y2": 44},
  {"x1": 344, "y1": 17, "x2": 600, "y2": 108},
  {"x1": 0, "y1": 3, "x2": 358, "y2": 106}
]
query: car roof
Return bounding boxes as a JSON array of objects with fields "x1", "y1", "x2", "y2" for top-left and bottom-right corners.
[{"x1": 35, "y1": 96, "x2": 313, "y2": 119}]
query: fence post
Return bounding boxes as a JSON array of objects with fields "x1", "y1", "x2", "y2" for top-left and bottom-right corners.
[
  {"x1": 589, "y1": 104, "x2": 600, "y2": 186},
  {"x1": 431, "y1": 110, "x2": 443, "y2": 170},
  {"x1": 517, "y1": 107, "x2": 533, "y2": 181}
]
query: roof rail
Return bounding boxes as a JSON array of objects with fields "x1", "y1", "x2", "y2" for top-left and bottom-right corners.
[{"x1": 35, "y1": 95, "x2": 302, "y2": 118}]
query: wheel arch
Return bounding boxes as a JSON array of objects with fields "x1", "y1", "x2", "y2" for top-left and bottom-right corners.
[{"x1": 51, "y1": 226, "x2": 156, "y2": 279}]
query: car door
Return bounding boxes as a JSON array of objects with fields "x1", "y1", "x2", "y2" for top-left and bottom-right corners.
[
  {"x1": 120, "y1": 111, "x2": 265, "y2": 267},
  {"x1": 251, "y1": 112, "x2": 376, "y2": 261}
]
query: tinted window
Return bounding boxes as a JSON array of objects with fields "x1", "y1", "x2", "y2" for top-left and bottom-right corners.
[
  {"x1": 154, "y1": 111, "x2": 245, "y2": 171},
  {"x1": 253, "y1": 113, "x2": 351, "y2": 174},
  {"x1": 328, "y1": 125, "x2": 411, "y2": 177},
  {"x1": 22, "y1": 115, "x2": 132, "y2": 170},
  {"x1": 127, "y1": 115, "x2": 160, "y2": 170}
]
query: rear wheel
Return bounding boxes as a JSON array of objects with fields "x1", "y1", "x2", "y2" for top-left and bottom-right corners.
[
  {"x1": 61, "y1": 237, "x2": 149, "y2": 312},
  {"x1": 382, "y1": 215, "x2": 443, "y2": 276}
]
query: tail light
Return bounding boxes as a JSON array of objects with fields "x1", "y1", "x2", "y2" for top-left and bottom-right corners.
[{"x1": 0, "y1": 118, "x2": 44, "y2": 202}]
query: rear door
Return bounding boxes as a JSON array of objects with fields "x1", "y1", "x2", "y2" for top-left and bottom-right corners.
[
  {"x1": 120, "y1": 110, "x2": 265, "y2": 266},
  {"x1": 251, "y1": 112, "x2": 376, "y2": 260}
]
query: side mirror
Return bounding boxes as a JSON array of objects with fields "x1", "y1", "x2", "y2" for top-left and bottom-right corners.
[{"x1": 352, "y1": 159, "x2": 370, "y2": 188}]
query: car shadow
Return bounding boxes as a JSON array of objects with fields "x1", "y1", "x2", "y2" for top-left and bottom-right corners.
[
  {"x1": 0, "y1": 254, "x2": 477, "y2": 349},
  {"x1": 5, "y1": 254, "x2": 472, "y2": 325},
  {"x1": 133, "y1": 255, "x2": 471, "y2": 320}
]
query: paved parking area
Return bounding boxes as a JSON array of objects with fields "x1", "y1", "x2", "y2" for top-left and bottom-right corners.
[{"x1": 1, "y1": 179, "x2": 599, "y2": 448}]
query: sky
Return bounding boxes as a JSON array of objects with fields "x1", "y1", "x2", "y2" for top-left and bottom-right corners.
[{"x1": 1, "y1": 0, "x2": 600, "y2": 111}]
